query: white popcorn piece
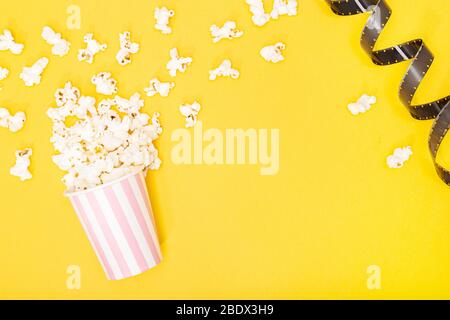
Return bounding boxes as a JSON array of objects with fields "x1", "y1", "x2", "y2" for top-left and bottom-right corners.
[
  {"x1": 42, "y1": 26, "x2": 71, "y2": 57},
  {"x1": 210, "y1": 21, "x2": 243, "y2": 43},
  {"x1": 10, "y1": 148, "x2": 32, "y2": 181},
  {"x1": 48, "y1": 82, "x2": 162, "y2": 192},
  {"x1": 0, "y1": 107, "x2": 26, "y2": 132},
  {"x1": 180, "y1": 101, "x2": 201, "y2": 128},
  {"x1": 271, "y1": 0, "x2": 298, "y2": 19},
  {"x1": 260, "y1": 42, "x2": 286, "y2": 63},
  {"x1": 347, "y1": 94, "x2": 377, "y2": 115},
  {"x1": 20, "y1": 57, "x2": 49, "y2": 87},
  {"x1": 154, "y1": 7, "x2": 175, "y2": 34},
  {"x1": 144, "y1": 78, "x2": 174, "y2": 97},
  {"x1": 92, "y1": 72, "x2": 118, "y2": 96},
  {"x1": 209, "y1": 60, "x2": 240, "y2": 80},
  {"x1": 166, "y1": 48, "x2": 192, "y2": 77},
  {"x1": 0, "y1": 67, "x2": 9, "y2": 81},
  {"x1": 0, "y1": 30, "x2": 24, "y2": 55},
  {"x1": 116, "y1": 31, "x2": 139, "y2": 66},
  {"x1": 246, "y1": 0, "x2": 271, "y2": 26},
  {"x1": 387, "y1": 146, "x2": 412, "y2": 169},
  {"x1": 78, "y1": 33, "x2": 107, "y2": 64}
]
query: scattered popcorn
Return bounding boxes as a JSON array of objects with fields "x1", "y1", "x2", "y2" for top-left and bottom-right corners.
[
  {"x1": 271, "y1": 0, "x2": 298, "y2": 19},
  {"x1": 260, "y1": 42, "x2": 286, "y2": 63},
  {"x1": 144, "y1": 78, "x2": 174, "y2": 97},
  {"x1": 47, "y1": 82, "x2": 162, "y2": 192},
  {"x1": 10, "y1": 148, "x2": 32, "y2": 181},
  {"x1": 210, "y1": 21, "x2": 243, "y2": 43},
  {"x1": 0, "y1": 67, "x2": 9, "y2": 80},
  {"x1": 0, "y1": 29, "x2": 24, "y2": 54},
  {"x1": 209, "y1": 60, "x2": 240, "y2": 80},
  {"x1": 116, "y1": 31, "x2": 139, "y2": 66},
  {"x1": 42, "y1": 26, "x2": 70, "y2": 57},
  {"x1": 78, "y1": 33, "x2": 107, "y2": 64},
  {"x1": 154, "y1": 7, "x2": 175, "y2": 34},
  {"x1": 166, "y1": 48, "x2": 192, "y2": 77},
  {"x1": 92, "y1": 72, "x2": 118, "y2": 96},
  {"x1": 179, "y1": 101, "x2": 201, "y2": 128},
  {"x1": 387, "y1": 146, "x2": 412, "y2": 169},
  {"x1": 347, "y1": 94, "x2": 376, "y2": 115},
  {"x1": 0, "y1": 107, "x2": 26, "y2": 132},
  {"x1": 20, "y1": 57, "x2": 49, "y2": 87},
  {"x1": 246, "y1": 0, "x2": 271, "y2": 26}
]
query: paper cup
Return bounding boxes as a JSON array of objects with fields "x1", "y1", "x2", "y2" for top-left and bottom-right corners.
[{"x1": 65, "y1": 171, "x2": 162, "y2": 280}]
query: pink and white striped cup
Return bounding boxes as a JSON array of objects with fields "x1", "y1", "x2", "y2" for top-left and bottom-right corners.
[{"x1": 65, "y1": 171, "x2": 162, "y2": 280}]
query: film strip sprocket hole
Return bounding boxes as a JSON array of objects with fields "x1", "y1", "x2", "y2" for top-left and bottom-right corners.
[{"x1": 325, "y1": 0, "x2": 450, "y2": 185}]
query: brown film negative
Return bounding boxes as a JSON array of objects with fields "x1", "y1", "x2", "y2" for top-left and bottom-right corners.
[{"x1": 325, "y1": 0, "x2": 450, "y2": 184}]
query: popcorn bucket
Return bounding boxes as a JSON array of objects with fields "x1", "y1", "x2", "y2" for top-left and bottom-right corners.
[{"x1": 65, "y1": 171, "x2": 162, "y2": 280}]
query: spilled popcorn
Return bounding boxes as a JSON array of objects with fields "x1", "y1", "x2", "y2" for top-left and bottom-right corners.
[
  {"x1": 271, "y1": 0, "x2": 298, "y2": 19},
  {"x1": 116, "y1": 31, "x2": 139, "y2": 66},
  {"x1": 154, "y1": 7, "x2": 175, "y2": 34},
  {"x1": 42, "y1": 26, "x2": 71, "y2": 57},
  {"x1": 166, "y1": 48, "x2": 192, "y2": 77},
  {"x1": 180, "y1": 101, "x2": 201, "y2": 128},
  {"x1": 20, "y1": 57, "x2": 49, "y2": 87},
  {"x1": 0, "y1": 29, "x2": 24, "y2": 55},
  {"x1": 0, "y1": 107, "x2": 26, "y2": 132},
  {"x1": 210, "y1": 21, "x2": 243, "y2": 43},
  {"x1": 209, "y1": 60, "x2": 239, "y2": 80},
  {"x1": 387, "y1": 147, "x2": 412, "y2": 169},
  {"x1": 348, "y1": 94, "x2": 376, "y2": 115},
  {"x1": 144, "y1": 78, "x2": 174, "y2": 97},
  {"x1": 10, "y1": 148, "x2": 32, "y2": 181},
  {"x1": 78, "y1": 34, "x2": 107, "y2": 64},
  {"x1": 246, "y1": 0, "x2": 270, "y2": 26},
  {"x1": 92, "y1": 72, "x2": 118, "y2": 96},
  {"x1": 260, "y1": 42, "x2": 285, "y2": 63},
  {"x1": 47, "y1": 82, "x2": 162, "y2": 192}
]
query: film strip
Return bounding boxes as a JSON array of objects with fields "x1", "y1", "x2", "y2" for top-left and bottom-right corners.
[{"x1": 325, "y1": 0, "x2": 450, "y2": 184}]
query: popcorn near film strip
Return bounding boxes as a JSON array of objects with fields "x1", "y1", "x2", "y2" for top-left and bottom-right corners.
[
  {"x1": 144, "y1": 78, "x2": 175, "y2": 97},
  {"x1": 246, "y1": 0, "x2": 298, "y2": 26},
  {"x1": 92, "y1": 72, "x2": 118, "y2": 96},
  {"x1": 10, "y1": 148, "x2": 32, "y2": 181},
  {"x1": 387, "y1": 147, "x2": 412, "y2": 169},
  {"x1": 260, "y1": 42, "x2": 286, "y2": 63},
  {"x1": 210, "y1": 21, "x2": 244, "y2": 43},
  {"x1": 78, "y1": 34, "x2": 107, "y2": 64},
  {"x1": 116, "y1": 31, "x2": 140, "y2": 66},
  {"x1": 0, "y1": 107, "x2": 26, "y2": 132},
  {"x1": 271, "y1": 0, "x2": 298, "y2": 19},
  {"x1": 47, "y1": 82, "x2": 162, "y2": 192},
  {"x1": 41, "y1": 26, "x2": 70, "y2": 57},
  {"x1": 154, "y1": 7, "x2": 175, "y2": 34},
  {"x1": 347, "y1": 94, "x2": 376, "y2": 115},
  {"x1": 166, "y1": 48, "x2": 192, "y2": 77},
  {"x1": 20, "y1": 57, "x2": 49, "y2": 87},
  {"x1": 209, "y1": 60, "x2": 240, "y2": 80},
  {"x1": 179, "y1": 101, "x2": 201, "y2": 128},
  {"x1": 0, "y1": 29, "x2": 24, "y2": 55}
]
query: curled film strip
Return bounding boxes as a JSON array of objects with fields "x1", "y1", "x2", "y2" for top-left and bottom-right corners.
[{"x1": 325, "y1": 0, "x2": 450, "y2": 184}]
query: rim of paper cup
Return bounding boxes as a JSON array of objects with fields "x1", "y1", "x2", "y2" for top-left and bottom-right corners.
[{"x1": 64, "y1": 169, "x2": 145, "y2": 198}]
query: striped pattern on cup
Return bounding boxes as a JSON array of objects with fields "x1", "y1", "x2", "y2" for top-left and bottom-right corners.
[{"x1": 66, "y1": 171, "x2": 162, "y2": 280}]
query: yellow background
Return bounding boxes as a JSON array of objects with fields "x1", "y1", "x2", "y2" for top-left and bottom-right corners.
[{"x1": 0, "y1": 0, "x2": 449, "y2": 299}]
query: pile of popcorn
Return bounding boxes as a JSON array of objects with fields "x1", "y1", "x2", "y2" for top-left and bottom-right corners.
[{"x1": 47, "y1": 82, "x2": 162, "y2": 192}]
